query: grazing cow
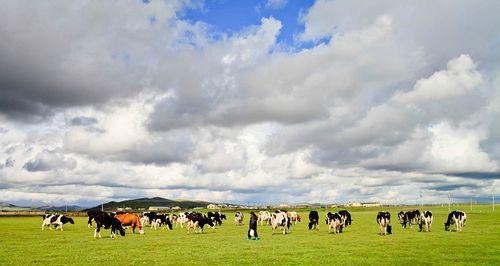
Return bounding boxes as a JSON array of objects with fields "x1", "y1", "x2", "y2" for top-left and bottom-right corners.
[
  {"x1": 235, "y1": 211, "x2": 244, "y2": 226},
  {"x1": 419, "y1": 210, "x2": 433, "y2": 232},
  {"x1": 308, "y1": 211, "x2": 319, "y2": 230},
  {"x1": 328, "y1": 212, "x2": 343, "y2": 234},
  {"x1": 91, "y1": 211, "x2": 125, "y2": 239},
  {"x1": 41, "y1": 214, "x2": 74, "y2": 231},
  {"x1": 444, "y1": 211, "x2": 467, "y2": 232},
  {"x1": 186, "y1": 212, "x2": 214, "y2": 233},
  {"x1": 114, "y1": 213, "x2": 144, "y2": 234},
  {"x1": 271, "y1": 211, "x2": 291, "y2": 234},
  {"x1": 258, "y1": 211, "x2": 272, "y2": 226},
  {"x1": 247, "y1": 212, "x2": 259, "y2": 240},
  {"x1": 207, "y1": 211, "x2": 226, "y2": 226},
  {"x1": 377, "y1": 211, "x2": 392, "y2": 235},
  {"x1": 399, "y1": 210, "x2": 421, "y2": 228},
  {"x1": 338, "y1": 210, "x2": 352, "y2": 227}
]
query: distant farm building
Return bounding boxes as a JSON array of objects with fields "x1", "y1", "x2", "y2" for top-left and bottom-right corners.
[
  {"x1": 207, "y1": 204, "x2": 218, "y2": 209},
  {"x1": 148, "y1": 206, "x2": 171, "y2": 211}
]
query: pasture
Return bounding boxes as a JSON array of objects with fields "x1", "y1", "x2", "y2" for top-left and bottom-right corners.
[{"x1": 0, "y1": 205, "x2": 498, "y2": 265}]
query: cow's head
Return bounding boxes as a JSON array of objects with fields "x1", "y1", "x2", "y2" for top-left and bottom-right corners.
[{"x1": 444, "y1": 222, "x2": 451, "y2": 231}]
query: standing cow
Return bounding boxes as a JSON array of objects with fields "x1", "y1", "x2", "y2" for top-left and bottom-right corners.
[
  {"x1": 271, "y1": 211, "x2": 291, "y2": 234},
  {"x1": 41, "y1": 214, "x2": 74, "y2": 231},
  {"x1": 258, "y1": 211, "x2": 272, "y2": 226},
  {"x1": 91, "y1": 211, "x2": 126, "y2": 239},
  {"x1": 308, "y1": 211, "x2": 319, "y2": 230},
  {"x1": 235, "y1": 211, "x2": 244, "y2": 226},
  {"x1": 377, "y1": 211, "x2": 392, "y2": 235}
]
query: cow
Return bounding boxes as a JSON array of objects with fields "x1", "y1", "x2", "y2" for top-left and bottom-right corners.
[
  {"x1": 114, "y1": 213, "x2": 144, "y2": 234},
  {"x1": 41, "y1": 214, "x2": 74, "y2": 231},
  {"x1": 271, "y1": 211, "x2": 291, "y2": 234},
  {"x1": 377, "y1": 211, "x2": 392, "y2": 235},
  {"x1": 247, "y1": 211, "x2": 259, "y2": 240},
  {"x1": 235, "y1": 211, "x2": 244, "y2": 226},
  {"x1": 308, "y1": 210, "x2": 319, "y2": 230},
  {"x1": 258, "y1": 211, "x2": 272, "y2": 226},
  {"x1": 338, "y1": 210, "x2": 352, "y2": 227},
  {"x1": 325, "y1": 211, "x2": 344, "y2": 232},
  {"x1": 419, "y1": 210, "x2": 433, "y2": 232},
  {"x1": 186, "y1": 212, "x2": 214, "y2": 233},
  {"x1": 91, "y1": 211, "x2": 125, "y2": 239},
  {"x1": 176, "y1": 212, "x2": 189, "y2": 228},
  {"x1": 445, "y1": 210, "x2": 467, "y2": 232},
  {"x1": 150, "y1": 213, "x2": 173, "y2": 230},
  {"x1": 87, "y1": 210, "x2": 104, "y2": 228},
  {"x1": 399, "y1": 210, "x2": 421, "y2": 228},
  {"x1": 397, "y1": 211, "x2": 405, "y2": 227},
  {"x1": 207, "y1": 211, "x2": 226, "y2": 226},
  {"x1": 327, "y1": 212, "x2": 343, "y2": 234},
  {"x1": 140, "y1": 212, "x2": 154, "y2": 226},
  {"x1": 287, "y1": 211, "x2": 301, "y2": 224}
]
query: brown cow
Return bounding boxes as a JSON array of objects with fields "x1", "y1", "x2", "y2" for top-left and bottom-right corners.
[{"x1": 114, "y1": 213, "x2": 144, "y2": 234}]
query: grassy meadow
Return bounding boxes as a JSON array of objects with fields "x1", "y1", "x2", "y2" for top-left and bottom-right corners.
[{"x1": 0, "y1": 205, "x2": 498, "y2": 265}]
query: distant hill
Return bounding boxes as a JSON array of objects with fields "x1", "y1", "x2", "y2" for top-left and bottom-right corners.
[
  {"x1": 86, "y1": 197, "x2": 213, "y2": 211},
  {"x1": 0, "y1": 202, "x2": 17, "y2": 208},
  {"x1": 37, "y1": 205, "x2": 85, "y2": 211}
]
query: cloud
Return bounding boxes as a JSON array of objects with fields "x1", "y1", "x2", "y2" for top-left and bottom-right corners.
[
  {"x1": 0, "y1": 1, "x2": 499, "y2": 206},
  {"x1": 23, "y1": 150, "x2": 77, "y2": 172}
]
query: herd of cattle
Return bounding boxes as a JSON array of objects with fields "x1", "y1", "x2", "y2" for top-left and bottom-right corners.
[{"x1": 40, "y1": 209, "x2": 468, "y2": 239}]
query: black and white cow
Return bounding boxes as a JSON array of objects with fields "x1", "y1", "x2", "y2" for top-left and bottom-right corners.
[
  {"x1": 327, "y1": 212, "x2": 343, "y2": 234},
  {"x1": 207, "y1": 211, "x2": 226, "y2": 226},
  {"x1": 308, "y1": 210, "x2": 319, "y2": 230},
  {"x1": 419, "y1": 210, "x2": 433, "y2": 232},
  {"x1": 444, "y1": 210, "x2": 467, "y2": 232},
  {"x1": 151, "y1": 213, "x2": 173, "y2": 230},
  {"x1": 186, "y1": 212, "x2": 215, "y2": 233},
  {"x1": 87, "y1": 210, "x2": 104, "y2": 228},
  {"x1": 399, "y1": 210, "x2": 421, "y2": 228},
  {"x1": 258, "y1": 211, "x2": 272, "y2": 226},
  {"x1": 235, "y1": 211, "x2": 244, "y2": 226},
  {"x1": 91, "y1": 211, "x2": 126, "y2": 239},
  {"x1": 271, "y1": 210, "x2": 291, "y2": 234},
  {"x1": 377, "y1": 211, "x2": 392, "y2": 235},
  {"x1": 338, "y1": 210, "x2": 352, "y2": 227},
  {"x1": 41, "y1": 214, "x2": 74, "y2": 231}
]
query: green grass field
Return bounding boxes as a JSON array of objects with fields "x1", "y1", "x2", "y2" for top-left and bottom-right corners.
[{"x1": 0, "y1": 205, "x2": 498, "y2": 265}]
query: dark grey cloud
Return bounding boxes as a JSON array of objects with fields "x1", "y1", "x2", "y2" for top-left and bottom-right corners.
[
  {"x1": 69, "y1": 116, "x2": 98, "y2": 127},
  {"x1": 23, "y1": 150, "x2": 76, "y2": 172},
  {"x1": 441, "y1": 172, "x2": 500, "y2": 180}
]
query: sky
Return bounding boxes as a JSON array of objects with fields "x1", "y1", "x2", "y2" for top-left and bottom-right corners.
[{"x1": 1, "y1": 0, "x2": 499, "y2": 207}]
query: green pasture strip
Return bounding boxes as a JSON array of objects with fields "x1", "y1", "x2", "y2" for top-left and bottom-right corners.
[{"x1": 0, "y1": 205, "x2": 498, "y2": 265}]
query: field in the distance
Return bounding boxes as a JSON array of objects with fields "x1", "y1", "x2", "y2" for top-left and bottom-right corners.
[{"x1": 0, "y1": 205, "x2": 498, "y2": 265}]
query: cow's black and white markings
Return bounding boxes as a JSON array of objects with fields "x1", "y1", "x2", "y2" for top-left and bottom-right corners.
[
  {"x1": 338, "y1": 210, "x2": 352, "y2": 228},
  {"x1": 444, "y1": 211, "x2": 467, "y2": 232},
  {"x1": 377, "y1": 211, "x2": 392, "y2": 235},
  {"x1": 186, "y1": 212, "x2": 214, "y2": 233},
  {"x1": 258, "y1": 211, "x2": 272, "y2": 226},
  {"x1": 271, "y1": 211, "x2": 291, "y2": 234},
  {"x1": 234, "y1": 211, "x2": 244, "y2": 226},
  {"x1": 308, "y1": 211, "x2": 319, "y2": 230},
  {"x1": 398, "y1": 210, "x2": 421, "y2": 228},
  {"x1": 419, "y1": 210, "x2": 433, "y2": 232},
  {"x1": 41, "y1": 214, "x2": 74, "y2": 231},
  {"x1": 327, "y1": 212, "x2": 343, "y2": 234},
  {"x1": 207, "y1": 211, "x2": 226, "y2": 226},
  {"x1": 91, "y1": 211, "x2": 126, "y2": 239}
]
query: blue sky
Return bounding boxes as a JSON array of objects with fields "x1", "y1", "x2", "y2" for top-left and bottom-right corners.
[{"x1": 180, "y1": 0, "x2": 316, "y2": 48}]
